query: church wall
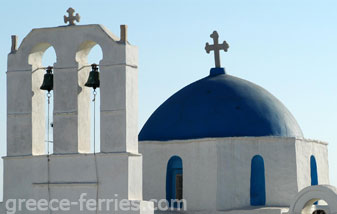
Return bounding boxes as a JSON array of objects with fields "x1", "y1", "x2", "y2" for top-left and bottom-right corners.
[
  {"x1": 2, "y1": 153, "x2": 145, "y2": 213},
  {"x1": 6, "y1": 69, "x2": 33, "y2": 156},
  {"x1": 140, "y1": 139, "x2": 218, "y2": 211},
  {"x1": 0, "y1": 203, "x2": 4, "y2": 213},
  {"x1": 141, "y1": 137, "x2": 302, "y2": 212},
  {"x1": 258, "y1": 137, "x2": 298, "y2": 206},
  {"x1": 295, "y1": 139, "x2": 329, "y2": 192},
  {"x1": 216, "y1": 137, "x2": 298, "y2": 210},
  {"x1": 3, "y1": 156, "x2": 46, "y2": 213}
]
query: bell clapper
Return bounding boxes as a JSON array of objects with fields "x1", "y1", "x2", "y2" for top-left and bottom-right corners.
[{"x1": 92, "y1": 89, "x2": 97, "y2": 102}]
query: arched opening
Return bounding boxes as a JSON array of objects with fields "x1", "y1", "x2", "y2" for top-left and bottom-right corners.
[
  {"x1": 166, "y1": 156, "x2": 183, "y2": 208},
  {"x1": 311, "y1": 155, "x2": 318, "y2": 186},
  {"x1": 250, "y1": 155, "x2": 266, "y2": 206},
  {"x1": 41, "y1": 47, "x2": 56, "y2": 154},
  {"x1": 76, "y1": 41, "x2": 103, "y2": 153},
  {"x1": 301, "y1": 199, "x2": 328, "y2": 214},
  {"x1": 312, "y1": 210, "x2": 326, "y2": 214},
  {"x1": 28, "y1": 43, "x2": 56, "y2": 155},
  {"x1": 289, "y1": 185, "x2": 337, "y2": 214}
]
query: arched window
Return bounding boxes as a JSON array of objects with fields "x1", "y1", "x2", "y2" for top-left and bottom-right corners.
[
  {"x1": 250, "y1": 155, "x2": 266, "y2": 206},
  {"x1": 76, "y1": 41, "x2": 103, "y2": 153},
  {"x1": 311, "y1": 155, "x2": 318, "y2": 186},
  {"x1": 41, "y1": 46, "x2": 56, "y2": 155},
  {"x1": 166, "y1": 156, "x2": 183, "y2": 208},
  {"x1": 87, "y1": 44, "x2": 102, "y2": 153},
  {"x1": 28, "y1": 43, "x2": 56, "y2": 156}
]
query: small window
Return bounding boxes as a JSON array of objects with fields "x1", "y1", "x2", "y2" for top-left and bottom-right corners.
[
  {"x1": 311, "y1": 155, "x2": 318, "y2": 186},
  {"x1": 250, "y1": 155, "x2": 266, "y2": 206},
  {"x1": 166, "y1": 156, "x2": 183, "y2": 208}
]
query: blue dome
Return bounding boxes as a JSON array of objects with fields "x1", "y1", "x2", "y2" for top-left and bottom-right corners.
[{"x1": 139, "y1": 68, "x2": 303, "y2": 141}]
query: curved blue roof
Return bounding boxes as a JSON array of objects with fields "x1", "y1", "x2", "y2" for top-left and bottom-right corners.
[{"x1": 139, "y1": 68, "x2": 303, "y2": 141}]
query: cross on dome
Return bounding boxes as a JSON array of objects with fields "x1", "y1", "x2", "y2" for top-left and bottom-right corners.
[
  {"x1": 205, "y1": 31, "x2": 229, "y2": 68},
  {"x1": 64, "y1": 7, "x2": 80, "y2": 26}
]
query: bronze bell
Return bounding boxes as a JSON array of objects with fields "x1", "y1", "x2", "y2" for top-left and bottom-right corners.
[
  {"x1": 85, "y1": 64, "x2": 100, "y2": 90},
  {"x1": 40, "y1": 66, "x2": 53, "y2": 92}
]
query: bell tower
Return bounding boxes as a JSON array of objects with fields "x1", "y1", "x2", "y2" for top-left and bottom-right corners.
[{"x1": 3, "y1": 8, "x2": 153, "y2": 213}]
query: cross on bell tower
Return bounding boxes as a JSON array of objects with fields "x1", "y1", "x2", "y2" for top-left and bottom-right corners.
[
  {"x1": 205, "y1": 31, "x2": 229, "y2": 68},
  {"x1": 64, "y1": 7, "x2": 80, "y2": 26}
]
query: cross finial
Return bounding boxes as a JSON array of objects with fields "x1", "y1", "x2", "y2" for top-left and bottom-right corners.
[
  {"x1": 205, "y1": 31, "x2": 229, "y2": 68},
  {"x1": 64, "y1": 7, "x2": 80, "y2": 26}
]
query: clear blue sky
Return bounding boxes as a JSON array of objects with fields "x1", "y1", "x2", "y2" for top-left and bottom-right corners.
[{"x1": 0, "y1": 0, "x2": 336, "y2": 200}]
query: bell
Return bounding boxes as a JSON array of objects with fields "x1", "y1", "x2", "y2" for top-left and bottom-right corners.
[
  {"x1": 40, "y1": 66, "x2": 54, "y2": 92},
  {"x1": 85, "y1": 64, "x2": 100, "y2": 90}
]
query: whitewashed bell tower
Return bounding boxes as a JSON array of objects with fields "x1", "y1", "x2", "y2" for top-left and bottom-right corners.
[{"x1": 3, "y1": 8, "x2": 153, "y2": 213}]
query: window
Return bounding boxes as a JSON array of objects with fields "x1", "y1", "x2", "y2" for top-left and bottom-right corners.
[
  {"x1": 166, "y1": 156, "x2": 183, "y2": 208},
  {"x1": 311, "y1": 155, "x2": 318, "y2": 186},
  {"x1": 250, "y1": 155, "x2": 266, "y2": 206}
]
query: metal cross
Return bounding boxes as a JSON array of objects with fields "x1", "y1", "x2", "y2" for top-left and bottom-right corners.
[
  {"x1": 205, "y1": 31, "x2": 229, "y2": 68},
  {"x1": 64, "y1": 7, "x2": 80, "y2": 26}
]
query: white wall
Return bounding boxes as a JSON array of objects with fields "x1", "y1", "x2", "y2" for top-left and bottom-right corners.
[
  {"x1": 140, "y1": 139, "x2": 218, "y2": 211},
  {"x1": 7, "y1": 24, "x2": 139, "y2": 156},
  {"x1": 2, "y1": 24, "x2": 153, "y2": 214},
  {"x1": 1, "y1": 153, "x2": 147, "y2": 213},
  {"x1": 216, "y1": 137, "x2": 298, "y2": 209},
  {"x1": 295, "y1": 138, "x2": 330, "y2": 191},
  {"x1": 140, "y1": 137, "x2": 330, "y2": 212}
]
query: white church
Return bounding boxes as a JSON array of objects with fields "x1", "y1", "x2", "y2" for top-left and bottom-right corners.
[{"x1": 1, "y1": 8, "x2": 337, "y2": 214}]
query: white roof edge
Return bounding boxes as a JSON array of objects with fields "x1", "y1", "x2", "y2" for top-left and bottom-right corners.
[{"x1": 139, "y1": 136, "x2": 329, "y2": 145}]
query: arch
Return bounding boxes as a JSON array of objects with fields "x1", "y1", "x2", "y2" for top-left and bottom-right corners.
[
  {"x1": 289, "y1": 185, "x2": 337, "y2": 214},
  {"x1": 76, "y1": 41, "x2": 103, "y2": 153},
  {"x1": 311, "y1": 156, "x2": 318, "y2": 186},
  {"x1": 250, "y1": 155, "x2": 266, "y2": 206},
  {"x1": 76, "y1": 40, "x2": 103, "y2": 65},
  {"x1": 41, "y1": 47, "x2": 56, "y2": 155},
  {"x1": 28, "y1": 42, "x2": 56, "y2": 155},
  {"x1": 42, "y1": 46, "x2": 57, "y2": 67},
  {"x1": 85, "y1": 43, "x2": 103, "y2": 152},
  {"x1": 166, "y1": 156, "x2": 183, "y2": 208},
  {"x1": 7, "y1": 25, "x2": 124, "y2": 156},
  {"x1": 312, "y1": 210, "x2": 327, "y2": 214},
  {"x1": 28, "y1": 42, "x2": 55, "y2": 67}
]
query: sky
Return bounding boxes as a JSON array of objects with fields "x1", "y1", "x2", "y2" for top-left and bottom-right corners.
[{"x1": 0, "y1": 0, "x2": 337, "y2": 200}]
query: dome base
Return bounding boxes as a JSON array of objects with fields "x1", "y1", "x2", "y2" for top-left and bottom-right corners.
[{"x1": 210, "y1": 67, "x2": 225, "y2": 76}]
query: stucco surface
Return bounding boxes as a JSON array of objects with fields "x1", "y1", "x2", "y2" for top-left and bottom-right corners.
[
  {"x1": 7, "y1": 24, "x2": 139, "y2": 155},
  {"x1": 1, "y1": 153, "x2": 152, "y2": 213},
  {"x1": 295, "y1": 139, "x2": 329, "y2": 191},
  {"x1": 3, "y1": 24, "x2": 152, "y2": 213},
  {"x1": 289, "y1": 185, "x2": 337, "y2": 214},
  {"x1": 140, "y1": 137, "x2": 329, "y2": 212}
]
